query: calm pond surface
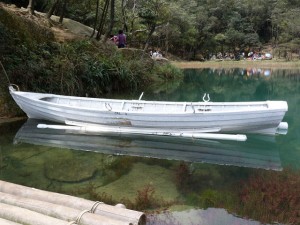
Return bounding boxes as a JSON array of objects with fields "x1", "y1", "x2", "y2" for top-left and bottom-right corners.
[{"x1": 1, "y1": 68, "x2": 300, "y2": 225}]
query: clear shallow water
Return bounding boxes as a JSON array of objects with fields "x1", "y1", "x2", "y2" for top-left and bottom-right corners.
[{"x1": 1, "y1": 68, "x2": 300, "y2": 225}]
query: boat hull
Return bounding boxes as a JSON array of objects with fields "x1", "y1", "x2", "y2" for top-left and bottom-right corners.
[{"x1": 9, "y1": 86, "x2": 288, "y2": 135}]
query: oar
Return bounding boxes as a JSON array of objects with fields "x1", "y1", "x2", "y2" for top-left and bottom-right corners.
[{"x1": 37, "y1": 123, "x2": 247, "y2": 141}]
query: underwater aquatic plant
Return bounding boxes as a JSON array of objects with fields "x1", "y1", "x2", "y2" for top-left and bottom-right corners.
[
  {"x1": 239, "y1": 169, "x2": 300, "y2": 224},
  {"x1": 119, "y1": 183, "x2": 174, "y2": 212},
  {"x1": 175, "y1": 162, "x2": 192, "y2": 193},
  {"x1": 134, "y1": 184, "x2": 156, "y2": 210}
]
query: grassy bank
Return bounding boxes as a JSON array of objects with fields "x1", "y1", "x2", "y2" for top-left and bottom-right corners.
[
  {"x1": 0, "y1": 4, "x2": 182, "y2": 117},
  {"x1": 172, "y1": 60, "x2": 300, "y2": 69}
]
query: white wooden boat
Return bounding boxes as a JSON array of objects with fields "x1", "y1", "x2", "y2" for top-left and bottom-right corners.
[{"x1": 9, "y1": 85, "x2": 288, "y2": 135}]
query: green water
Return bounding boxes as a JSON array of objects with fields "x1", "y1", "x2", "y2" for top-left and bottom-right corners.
[{"x1": 1, "y1": 68, "x2": 300, "y2": 225}]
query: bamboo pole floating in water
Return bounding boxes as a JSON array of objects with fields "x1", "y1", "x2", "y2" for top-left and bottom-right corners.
[
  {"x1": 0, "y1": 192, "x2": 134, "y2": 225},
  {"x1": 0, "y1": 202, "x2": 69, "y2": 225},
  {"x1": 0, "y1": 218, "x2": 22, "y2": 225},
  {"x1": 0, "y1": 181, "x2": 146, "y2": 225},
  {"x1": 37, "y1": 122, "x2": 247, "y2": 141},
  {"x1": 64, "y1": 120, "x2": 247, "y2": 141}
]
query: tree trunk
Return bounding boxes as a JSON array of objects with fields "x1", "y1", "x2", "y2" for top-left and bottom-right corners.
[
  {"x1": 103, "y1": 0, "x2": 115, "y2": 43},
  {"x1": 47, "y1": 0, "x2": 60, "y2": 19},
  {"x1": 96, "y1": 0, "x2": 110, "y2": 40},
  {"x1": 143, "y1": 24, "x2": 156, "y2": 52},
  {"x1": 121, "y1": 0, "x2": 128, "y2": 32},
  {"x1": 165, "y1": 22, "x2": 169, "y2": 55},
  {"x1": 27, "y1": 0, "x2": 35, "y2": 15},
  {"x1": 59, "y1": 0, "x2": 67, "y2": 23},
  {"x1": 91, "y1": 0, "x2": 100, "y2": 38}
]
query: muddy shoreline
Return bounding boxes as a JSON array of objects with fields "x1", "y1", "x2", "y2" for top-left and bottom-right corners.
[{"x1": 0, "y1": 117, "x2": 26, "y2": 125}]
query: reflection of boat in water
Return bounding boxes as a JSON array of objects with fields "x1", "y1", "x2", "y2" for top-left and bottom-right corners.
[{"x1": 14, "y1": 119, "x2": 282, "y2": 171}]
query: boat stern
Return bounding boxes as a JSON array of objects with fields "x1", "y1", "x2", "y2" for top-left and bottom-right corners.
[{"x1": 267, "y1": 100, "x2": 288, "y2": 112}]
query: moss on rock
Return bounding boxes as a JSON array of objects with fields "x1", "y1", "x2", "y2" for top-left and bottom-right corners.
[{"x1": 44, "y1": 156, "x2": 97, "y2": 182}]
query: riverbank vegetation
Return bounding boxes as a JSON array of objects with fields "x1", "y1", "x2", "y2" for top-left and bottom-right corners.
[{"x1": 0, "y1": 3, "x2": 182, "y2": 117}]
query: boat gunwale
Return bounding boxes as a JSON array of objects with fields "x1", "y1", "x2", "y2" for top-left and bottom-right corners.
[{"x1": 11, "y1": 90, "x2": 288, "y2": 115}]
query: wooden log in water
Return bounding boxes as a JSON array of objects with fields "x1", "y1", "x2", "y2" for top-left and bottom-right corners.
[
  {"x1": 0, "y1": 192, "x2": 131, "y2": 225},
  {"x1": 0, "y1": 202, "x2": 69, "y2": 225},
  {"x1": 0, "y1": 218, "x2": 22, "y2": 225},
  {"x1": 0, "y1": 180, "x2": 146, "y2": 225}
]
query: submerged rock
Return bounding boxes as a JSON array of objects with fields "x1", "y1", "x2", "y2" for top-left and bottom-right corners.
[
  {"x1": 96, "y1": 162, "x2": 180, "y2": 202},
  {"x1": 45, "y1": 156, "x2": 97, "y2": 182}
]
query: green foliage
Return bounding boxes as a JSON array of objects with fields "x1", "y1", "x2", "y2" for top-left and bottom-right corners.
[
  {"x1": 4, "y1": 0, "x2": 300, "y2": 59},
  {"x1": 2, "y1": 38, "x2": 172, "y2": 97},
  {"x1": 0, "y1": 9, "x2": 183, "y2": 116},
  {"x1": 154, "y1": 63, "x2": 182, "y2": 80},
  {"x1": 143, "y1": 0, "x2": 299, "y2": 59}
]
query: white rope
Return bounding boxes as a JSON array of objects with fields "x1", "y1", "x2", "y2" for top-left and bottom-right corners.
[
  {"x1": 90, "y1": 201, "x2": 103, "y2": 213},
  {"x1": 75, "y1": 209, "x2": 90, "y2": 225},
  {"x1": 67, "y1": 221, "x2": 77, "y2": 225},
  {"x1": 0, "y1": 61, "x2": 11, "y2": 84},
  {"x1": 68, "y1": 201, "x2": 103, "y2": 225}
]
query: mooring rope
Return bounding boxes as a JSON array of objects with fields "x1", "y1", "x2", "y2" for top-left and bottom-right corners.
[{"x1": 0, "y1": 61, "x2": 11, "y2": 84}]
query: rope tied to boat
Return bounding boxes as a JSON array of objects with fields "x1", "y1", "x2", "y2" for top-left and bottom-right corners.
[{"x1": 0, "y1": 60, "x2": 11, "y2": 85}]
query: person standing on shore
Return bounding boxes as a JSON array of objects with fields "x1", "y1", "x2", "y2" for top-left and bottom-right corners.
[{"x1": 117, "y1": 30, "x2": 126, "y2": 48}]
